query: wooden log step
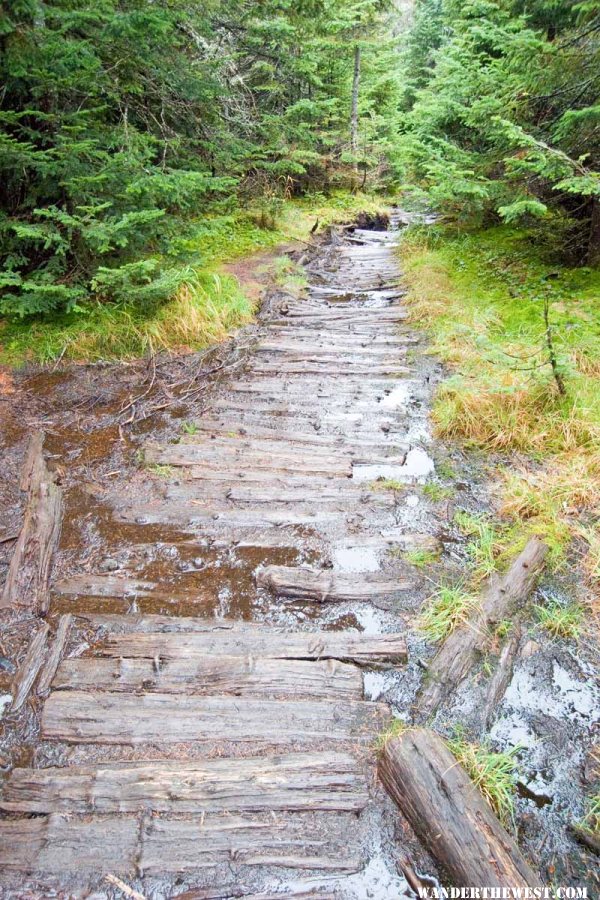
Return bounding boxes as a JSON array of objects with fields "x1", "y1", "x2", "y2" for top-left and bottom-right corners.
[
  {"x1": 248, "y1": 364, "x2": 409, "y2": 377},
  {"x1": 52, "y1": 656, "x2": 364, "y2": 700},
  {"x1": 114, "y1": 502, "x2": 343, "y2": 529},
  {"x1": 257, "y1": 565, "x2": 414, "y2": 602},
  {"x1": 178, "y1": 420, "x2": 407, "y2": 452},
  {"x1": 95, "y1": 628, "x2": 408, "y2": 666},
  {"x1": 145, "y1": 444, "x2": 351, "y2": 476},
  {"x1": 1, "y1": 751, "x2": 368, "y2": 813},
  {"x1": 0, "y1": 811, "x2": 362, "y2": 875},
  {"x1": 164, "y1": 483, "x2": 393, "y2": 508},
  {"x1": 41, "y1": 692, "x2": 390, "y2": 745}
]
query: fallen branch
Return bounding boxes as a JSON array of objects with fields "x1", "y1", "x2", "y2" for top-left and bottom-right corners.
[
  {"x1": 417, "y1": 537, "x2": 548, "y2": 719},
  {"x1": 483, "y1": 622, "x2": 522, "y2": 729},
  {"x1": 379, "y1": 728, "x2": 542, "y2": 890},
  {"x1": 11, "y1": 622, "x2": 50, "y2": 712},
  {"x1": 1, "y1": 433, "x2": 63, "y2": 614}
]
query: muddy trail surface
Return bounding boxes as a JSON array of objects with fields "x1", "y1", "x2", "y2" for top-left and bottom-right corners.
[{"x1": 0, "y1": 214, "x2": 598, "y2": 899}]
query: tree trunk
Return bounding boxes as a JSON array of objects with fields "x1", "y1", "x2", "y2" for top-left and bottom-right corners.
[
  {"x1": 379, "y1": 728, "x2": 543, "y2": 890},
  {"x1": 587, "y1": 196, "x2": 600, "y2": 267},
  {"x1": 350, "y1": 45, "x2": 361, "y2": 170}
]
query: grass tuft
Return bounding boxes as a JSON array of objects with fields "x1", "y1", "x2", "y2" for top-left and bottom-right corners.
[
  {"x1": 447, "y1": 728, "x2": 520, "y2": 827},
  {"x1": 181, "y1": 421, "x2": 199, "y2": 435},
  {"x1": 420, "y1": 582, "x2": 480, "y2": 643},
  {"x1": 423, "y1": 482, "x2": 454, "y2": 502},
  {"x1": 370, "y1": 478, "x2": 407, "y2": 492},
  {"x1": 403, "y1": 548, "x2": 441, "y2": 569},
  {"x1": 535, "y1": 599, "x2": 584, "y2": 640},
  {"x1": 146, "y1": 463, "x2": 174, "y2": 478}
]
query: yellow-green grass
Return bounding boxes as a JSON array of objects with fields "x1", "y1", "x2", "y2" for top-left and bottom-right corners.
[
  {"x1": 419, "y1": 582, "x2": 480, "y2": 643},
  {"x1": 447, "y1": 729, "x2": 520, "y2": 827},
  {"x1": 1, "y1": 191, "x2": 389, "y2": 366},
  {"x1": 401, "y1": 224, "x2": 600, "y2": 607}
]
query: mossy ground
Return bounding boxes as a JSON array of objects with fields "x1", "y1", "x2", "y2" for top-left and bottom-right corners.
[
  {"x1": 0, "y1": 192, "x2": 387, "y2": 366},
  {"x1": 401, "y1": 223, "x2": 600, "y2": 622}
]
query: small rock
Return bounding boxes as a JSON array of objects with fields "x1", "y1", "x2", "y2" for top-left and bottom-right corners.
[
  {"x1": 192, "y1": 557, "x2": 205, "y2": 569},
  {"x1": 100, "y1": 558, "x2": 120, "y2": 572},
  {"x1": 521, "y1": 639, "x2": 540, "y2": 659}
]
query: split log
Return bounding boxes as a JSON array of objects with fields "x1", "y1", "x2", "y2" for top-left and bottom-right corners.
[
  {"x1": 96, "y1": 628, "x2": 408, "y2": 666},
  {"x1": 0, "y1": 811, "x2": 362, "y2": 875},
  {"x1": 482, "y1": 622, "x2": 521, "y2": 729},
  {"x1": 257, "y1": 564, "x2": 414, "y2": 602},
  {"x1": 41, "y1": 691, "x2": 389, "y2": 746},
  {"x1": 379, "y1": 728, "x2": 542, "y2": 890},
  {"x1": 36, "y1": 614, "x2": 73, "y2": 697},
  {"x1": 1, "y1": 751, "x2": 367, "y2": 814},
  {"x1": 1, "y1": 432, "x2": 63, "y2": 613},
  {"x1": 10, "y1": 622, "x2": 50, "y2": 712},
  {"x1": 417, "y1": 538, "x2": 548, "y2": 718},
  {"x1": 52, "y1": 655, "x2": 364, "y2": 700}
]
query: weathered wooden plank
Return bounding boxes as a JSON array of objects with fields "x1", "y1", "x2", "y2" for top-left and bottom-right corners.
[
  {"x1": 114, "y1": 502, "x2": 343, "y2": 529},
  {"x1": 54, "y1": 575, "x2": 157, "y2": 599},
  {"x1": 11, "y1": 622, "x2": 50, "y2": 712},
  {"x1": 36, "y1": 614, "x2": 73, "y2": 697},
  {"x1": 379, "y1": 729, "x2": 542, "y2": 890},
  {"x1": 0, "y1": 812, "x2": 362, "y2": 874},
  {"x1": 257, "y1": 565, "x2": 414, "y2": 602},
  {"x1": 96, "y1": 629, "x2": 408, "y2": 666},
  {"x1": 41, "y1": 692, "x2": 390, "y2": 745},
  {"x1": 139, "y1": 813, "x2": 362, "y2": 874},
  {"x1": 1, "y1": 751, "x2": 367, "y2": 813},
  {"x1": 52, "y1": 655, "x2": 364, "y2": 700},
  {"x1": 1, "y1": 433, "x2": 63, "y2": 613}
]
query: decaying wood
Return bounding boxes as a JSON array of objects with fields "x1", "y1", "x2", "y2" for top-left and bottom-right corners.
[
  {"x1": 379, "y1": 728, "x2": 542, "y2": 890},
  {"x1": 1, "y1": 751, "x2": 367, "y2": 814},
  {"x1": 10, "y1": 622, "x2": 50, "y2": 712},
  {"x1": 96, "y1": 628, "x2": 408, "y2": 666},
  {"x1": 0, "y1": 811, "x2": 362, "y2": 874},
  {"x1": 483, "y1": 622, "x2": 521, "y2": 728},
  {"x1": 53, "y1": 655, "x2": 363, "y2": 700},
  {"x1": 570, "y1": 823, "x2": 600, "y2": 856},
  {"x1": 105, "y1": 874, "x2": 146, "y2": 900},
  {"x1": 417, "y1": 538, "x2": 548, "y2": 718},
  {"x1": 1, "y1": 433, "x2": 63, "y2": 613},
  {"x1": 42, "y1": 691, "x2": 390, "y2": 745},
  {"x1": 36, "y1": 613, "x2": 73, "y2": 697},
  {"x1": 257, "y1": 565, "x2": 413, "y2": 603}
]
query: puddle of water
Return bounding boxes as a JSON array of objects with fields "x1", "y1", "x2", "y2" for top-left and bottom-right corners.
[
  {"x1": 0, "y1": 694, "x2": 12, "y2": 719},
  {"x1": 354, "y1": 606, "x2": 386, "y2": 635},
  {"x1": 491, "y1": 714, "x2": 538, "y2": 749},
  {"x1": 332, "y1": 544, "x2": 381, "y2": 574},
  {"x1": 353, "y1": 448, "x2": 435, "y2": 484},
  {"x1": 379, "y1": 382, "x2": 414, "y2": 410},
  {"x1": 502, "y1": 661, "x2": 598, "y2": 722}
]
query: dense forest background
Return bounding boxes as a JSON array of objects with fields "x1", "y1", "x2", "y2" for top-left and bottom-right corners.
[{"x1": 1, "y1": 0, "x2": 599, "y2": 322}]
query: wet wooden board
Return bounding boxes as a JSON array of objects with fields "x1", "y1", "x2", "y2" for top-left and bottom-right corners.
[
  {"x1": 257, "y1": 565, "x2": 414, "y2": 602},
  {"x1": 95, "y1": 629, "x2": 408, "y2": 665},
  {"x1": 1, "y1": 751, "x2": 367, "y2": 813},
  {"x1": 52, "y1": 656, "x2": 363, "y2": 700},
  {"x1": 0, "y1": 812, "x2": 362, "y2": 875},
  {"x1": 41, "y1": 692, "x2": 390, "y2": 745}
]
